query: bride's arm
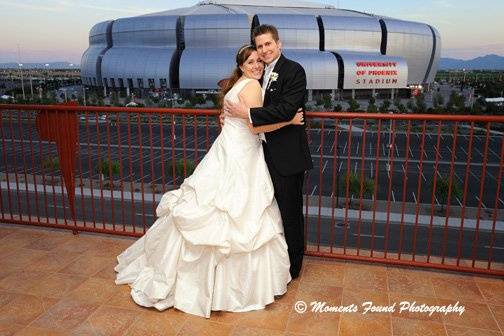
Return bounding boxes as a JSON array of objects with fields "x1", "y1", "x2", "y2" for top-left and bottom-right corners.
[{"x1": 239, "y1": 81, "x2": 303, "y2": 134}]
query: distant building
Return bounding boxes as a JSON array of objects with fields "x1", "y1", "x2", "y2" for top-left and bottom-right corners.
[
  {"x1": 485, "y1": 97, "x2": 504, "y2": 106},
  {"x1": 80, "y1": 0, "x2": 441, "y2": 99}
]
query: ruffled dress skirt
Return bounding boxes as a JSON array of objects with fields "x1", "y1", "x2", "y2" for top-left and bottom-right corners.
[{"x1": 114, "y1": 116, "x2": 291, "y2": 318}]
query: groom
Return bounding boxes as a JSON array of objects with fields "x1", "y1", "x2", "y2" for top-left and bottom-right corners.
[{"x1": 223, "y1": 24, "x2": 313, "y2": 279}]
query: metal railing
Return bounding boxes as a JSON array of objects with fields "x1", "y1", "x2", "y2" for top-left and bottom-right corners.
[{"x1": 1, "y1": 104, "x2": 503, "y2": 276}]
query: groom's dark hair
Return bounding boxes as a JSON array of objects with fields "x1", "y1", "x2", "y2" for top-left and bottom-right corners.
[{"x1": 252, "y1": 24, "x2": 280, "y2": 43}]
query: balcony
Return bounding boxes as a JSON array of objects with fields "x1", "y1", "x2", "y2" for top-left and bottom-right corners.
[
  {"x1": 0, "y1": 223, "x2": 503, "y2": 335},
  {"x1": 0, "y1": 104, "x2": 503, "y2": 334}
]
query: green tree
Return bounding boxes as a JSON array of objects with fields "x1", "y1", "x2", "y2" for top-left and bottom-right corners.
[
  {"x1": 406, "y1": 100, "x2": 415, "y2": 112},
  {"x1": 322, "y1": 94, "x2": 332, "y2": 110},
  {"x1": 347, "y1": 98, "x2": 360, "y2": 112},
  {"x1": 97, "y1": 159, "x2": 121, "y2": 188},
  {"x1": 447, "y1": 90, "x2": 466, "y2": 114},
  {"x1": 433, "y1": 93, "x2": 444, "y2": 107},
  {"x1": 347, "y1": 173, "x2": 374, "y2": 207},
  {"x1": 367, "y1": 96, "x2": 377, "y2": 112},
  {"x1": 415, "y1": 94, "x2": 427, "y2": 113},
  {"x1": 379, "y1": 99, "x2": 391, "y2": 112},
  {"x1": 210, "y1": 94, "x2": 219, "y2": 107},
  {"x1": 144, "y1": 97, "x2": 154, "y2": 107},
  {"x1": 333, "y1": 104, "x2": 343, "y2": 112},
  {"x1": 42, "y1": 157, "x2": 59, "y2": 172},
  {"x1": 169, "y1": 159, "x2": 196, "y2": 177},
  {"x1": 110, "y1": 91, "x2": 120, "y2": 106},
  {"x1": 189, "y1": 94, "x2": 206, "y2": 106},
  {"x1": 431, "y1": 175, "x2": 462, "y2": 212}
]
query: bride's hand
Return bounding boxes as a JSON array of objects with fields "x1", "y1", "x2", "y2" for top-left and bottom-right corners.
[{"x1": 290, "y1": 109, "x2": 304, "y2": 125}]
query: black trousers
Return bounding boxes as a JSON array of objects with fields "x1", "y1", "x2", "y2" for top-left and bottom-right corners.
[{"x1": 263, "y1": 144, "x2": 305, "y2": 278}]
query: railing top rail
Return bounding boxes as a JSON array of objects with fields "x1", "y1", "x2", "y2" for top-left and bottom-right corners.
[
  {"x1": 307, "y1": 111, "x2": 504, "y2": 123},
  {"x1": 1, "y1": 104, "x2": 504, "y2": 123},
  {"x1": 0, "y1": 104, "x2": 220, "y2": 116}
]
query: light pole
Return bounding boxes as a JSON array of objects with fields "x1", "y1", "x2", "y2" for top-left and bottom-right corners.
[
  {"x1": 29, "y1": 67, "x2": 34, "y2": 99},
  {"x1": 18, "y1": 63, "x2": 26, "y2": 100},
  {"x1": 44, "y1": 64, "x2": 49, "y2": 84},
  {"x1": 44, "y1": 63, "x2": 49, "y2": 98},
  {"x1": 83, "y1": 86, "x2": 87, "y2": 106},
  {"x1": 386, "y1": 111, "x2": 393, "y2": 175}
]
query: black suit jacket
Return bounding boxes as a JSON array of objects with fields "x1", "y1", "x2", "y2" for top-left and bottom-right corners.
[{"x1": 250, "y1": 54, "x2": 313, "y2": 176}]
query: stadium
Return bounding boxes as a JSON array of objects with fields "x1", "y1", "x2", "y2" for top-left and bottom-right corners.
[{"x1": 80, "y1": 0, "x2": 441, "y2": 99}]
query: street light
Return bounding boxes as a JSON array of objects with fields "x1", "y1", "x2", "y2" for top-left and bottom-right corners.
[
  {"x1": 82, "y1": 86, "x2": 88, "y2": 106},
  {"x1": 61, "y1": 88, "x2": 68, "y2": 102},
  {"x1": 29, "y1": 67, "x2": 34, "y2": 99},
  {"x1": 386, "y1": 111, "x2": 393, "y2": 175},
  {"x1": 18, "y1": 63, "x2": 26, "y2": 100}
]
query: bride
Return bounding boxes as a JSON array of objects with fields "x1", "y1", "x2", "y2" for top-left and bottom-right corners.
[{"x1": 114, "y1": 44, "x2": 305, "y2": 318}]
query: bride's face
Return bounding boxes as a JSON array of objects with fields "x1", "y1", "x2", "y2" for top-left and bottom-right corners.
[{"x1": 240, "y1": 51, "x2": 264, "y2": 80}]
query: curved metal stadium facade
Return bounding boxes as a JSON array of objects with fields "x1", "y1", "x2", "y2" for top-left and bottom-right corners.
[{"x1": 80, "y1": 0, "x2": 441, "y2": 96}]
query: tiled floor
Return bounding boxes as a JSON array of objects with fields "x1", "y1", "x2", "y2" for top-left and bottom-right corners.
[{"x1": 0, "y1": 223, "x2": 502, "y2": 336}]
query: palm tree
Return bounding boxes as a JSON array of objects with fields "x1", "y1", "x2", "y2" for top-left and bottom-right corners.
[{"x1": 431, "y1": 175, "x2": 462, "y2": 212}]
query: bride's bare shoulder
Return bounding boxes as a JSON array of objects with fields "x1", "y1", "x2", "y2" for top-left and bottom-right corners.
[{"x1": 239, "y1": 79, "x2": 261, "y2": 97}]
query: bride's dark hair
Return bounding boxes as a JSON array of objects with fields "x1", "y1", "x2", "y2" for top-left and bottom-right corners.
[{"x1": 218, "y1": 44, "x2": 256, "y2": 109}]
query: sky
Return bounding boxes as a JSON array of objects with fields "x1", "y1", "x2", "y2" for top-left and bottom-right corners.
[{"x1": 0, "y1": 0, "x2": 503, "y2": 64}]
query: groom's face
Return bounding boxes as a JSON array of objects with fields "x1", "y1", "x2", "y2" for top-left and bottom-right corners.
[{"x1": 254, "y1": 33, "x2": 282, "y2": 66}]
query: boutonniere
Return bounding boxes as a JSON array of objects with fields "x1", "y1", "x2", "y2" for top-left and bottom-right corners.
[{"x1": 267, "y1": 72, "x2": 279, "y2": 89}]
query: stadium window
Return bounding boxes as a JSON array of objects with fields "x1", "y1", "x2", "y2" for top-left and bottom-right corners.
[
  {"x1": 118, "y1": 78, "x2": 124, "y2": 88},
  {"x1": 110, "y1": 78, "x2": 116, "y2": 88},
  {"x1": 104, "y1": 78, "x2": 109, "y2": 88},
  {"x1": 160, "y1": 78, "x2": 167, "y2": 89},
  {"x1": 137, "y1": 78, "x2": 144, "y2": 88},
  {"x1": 148, "y1": 78, "x2": 155, "y2": 89},
  {"x1": 127, "y1": 78, "x2": 133, "y2": 88}
]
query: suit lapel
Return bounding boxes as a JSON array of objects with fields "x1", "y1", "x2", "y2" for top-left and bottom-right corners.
[{"x1": 264, "y1": 54, "x2": 286, "y2": 106}]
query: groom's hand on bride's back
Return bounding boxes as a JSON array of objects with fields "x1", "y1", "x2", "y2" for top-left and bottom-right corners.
[{"x1": 224, "y1": 98, "x2": 249, "y2": 120}]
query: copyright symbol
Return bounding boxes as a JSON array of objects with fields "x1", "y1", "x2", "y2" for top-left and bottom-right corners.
[{"x1": 294, "y1": 300, "x2": 307, "y2": 314}]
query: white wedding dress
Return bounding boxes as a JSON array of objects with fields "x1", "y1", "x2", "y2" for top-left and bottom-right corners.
[{"x1": 115, "y1": 78, "x2": 291, "y2": 318}]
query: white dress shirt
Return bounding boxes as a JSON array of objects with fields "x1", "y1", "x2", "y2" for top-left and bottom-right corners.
[{"x1": 250, "y1": 55, "x2": 280, "y2": 142}]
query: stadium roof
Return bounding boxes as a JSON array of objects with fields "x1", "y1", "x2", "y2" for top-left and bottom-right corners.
[
  {"x1": 196, "y1": 0, "x2": 335, "y2": 9},
  {"x1": 144, "y1": 0, "x2": 371, "y2": 17}
]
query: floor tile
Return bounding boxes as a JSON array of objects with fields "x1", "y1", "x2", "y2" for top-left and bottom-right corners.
[
  {"x1": 0, "y1": 322, "x2": 24, "y2": 336},
  {"x1": 124, "y1": 309, "x2": 187, "y2": 336},
  {"x1": 444, "y1": 324, "x2": 502, "y2": 336},
  {"x1": 488, "y1": 304, "x2": 504, "y2": 331},
  {"x1": 388, "y1": 293, "x2": 442, "y2": 322},
  {"x1": 342, "y1": 263, "x2": 388, "y2": 292},
  {"x1": 0, "y1": 294, "x2": 58, "y2": 326},
  {"x1": 177, "y1": 316, "x2": 233, "y2": 336},
  {"x1": 387, "y1": 267, "x2": 437, "y2": 297},
  {"x1": 15, "y1": 326, "x2": 66, "y2": 336},
  {"x1": 439, "y1": 299, "x2": 499, "y2": 331},
  {"x1": 431, "y1": 277, "x2": 484, "y2": 303},
  {"x1": 27, "y1": 250, "x2": 82, "y2": 273},
  {"x1": 57, "y1": 255, "x2": 113, "y2": 277},
  {"x1": 338, "y1": 310, "x2": 391, "y2": 336},
  {"x1": 300, "y1": 263, "x2": 345, "y2": 287},
  {"x1": 0, "y1": 270, "x2": 49, "y2": 293},
  {"x1": 30, "y1": 298, "x2": 99, "y2": 331},
  {"x1": 77, "y1": 305, "x2": 138, "y2": 336},
  {"x1": 475, "y1": 280, "x2": 504, "y2": 306},
  {"x1": 27, "y1": 273, "x2": 88, "y2": 299},
  {"x1": 391, "y1": 316, "x2": 446, "y2": 336}
]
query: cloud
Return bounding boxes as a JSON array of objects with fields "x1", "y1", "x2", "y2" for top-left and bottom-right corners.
[
  {"x1": 0, "y1": 0, "x2": 158, "y2": 15},
  {"x1": 0, "y1": 0, "x2": 65, "y2": 13},
  {"x1": 431, "y1": 0, "x2": 456, "y2": 8},
  {"x1": 442, "y1": 43, "x2": 504, "y2": 59}
]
